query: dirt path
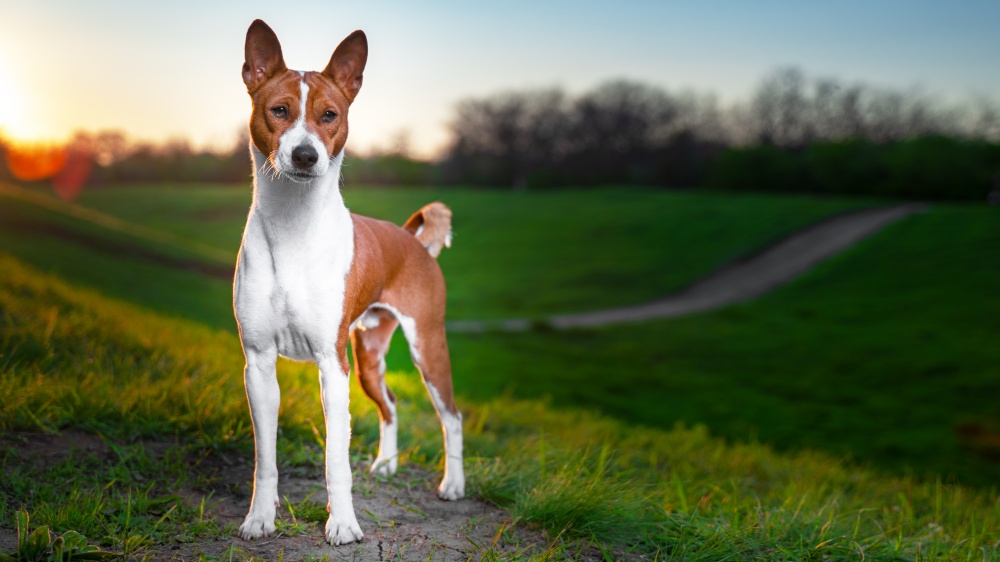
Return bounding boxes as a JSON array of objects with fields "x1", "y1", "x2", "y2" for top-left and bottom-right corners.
[
  {"x1": 448, "y1": 203, "x2": 927, "y2": 332},
  {"x1": 158, "y1": 467, "x2": 527, "y2": 561},
  {"x1": 0, "y1": 431, "x2": 554, "y2": 561},
  {"x1": 159, "y1": 468, "x2": 524, "y2": 561}
]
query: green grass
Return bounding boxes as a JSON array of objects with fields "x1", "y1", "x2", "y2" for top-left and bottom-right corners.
[
  {"x1": 2, "y1": 442, "x2": 228, "y2": 558},
  {"x1": 71, "y1": 183, "x2": 250, "y2": 260},
  {"x1": 4, "y1": 182, "x2": 875, "y2": 331},
  {"x1": 0, "y1": 183, "x2": 235, "y2": 331},
  {"x1": 3, "y1": 181, "x2": 999, "y2": 558},
  {"x1": 447, "y1": 204, "x2": 1000, "y2": 486},
  {"x1": 1, "y1": 254, "x2": 997, "y2": 560},
  {"x1": 74, "y1": 183, "x2": 876, "y2": 319}
]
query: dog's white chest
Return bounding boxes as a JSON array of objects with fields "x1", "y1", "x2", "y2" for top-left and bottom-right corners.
[{"x1": 234, "y1": 194, "x2": 355, "y2": 360}]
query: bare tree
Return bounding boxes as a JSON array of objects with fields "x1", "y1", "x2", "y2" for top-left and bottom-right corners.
[
  {"x1": 92, "y1": 131, "x2": 130, "y2": 166},
  {"x1": 967, "y1": 97, "x2": 1000, "y2": 140},
  {"x1": 445, "y1": 88, "x2": 569, "y2": 188},
  {"x1": 747, "y1": 67, "x2": 812, "y2": 147},
  {"x1": 569, "y1": 80, "x2": 676, "y2": 153},
  {"x1": 564, "y1": 80, "x2": 679, "y2": 183}
]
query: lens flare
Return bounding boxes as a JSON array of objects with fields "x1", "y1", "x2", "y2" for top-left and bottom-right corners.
[
  {"x1": 3, "y1": 140, "x2": 93, "y2": 201},
  {"x1": 51, "y1": 145, "x2": 93, "y2": 201},
  {"x1": 6, "y1": 142, "x2": 67, "y2": 181}
]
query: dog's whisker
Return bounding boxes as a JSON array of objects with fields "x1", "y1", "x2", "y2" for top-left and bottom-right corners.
[{"x1": 266, "y1": 154, "x2": 280, "y2": 180}]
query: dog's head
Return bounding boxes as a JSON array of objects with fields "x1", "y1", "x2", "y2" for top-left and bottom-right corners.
[{"x1": 242, "y1": 20, "x2": 367, "y2": 180}]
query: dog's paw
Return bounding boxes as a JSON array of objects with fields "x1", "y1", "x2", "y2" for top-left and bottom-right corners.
[
  {"x1": 325, "y1": 515, "x2": 364, "y2": 546},
  {"x1": 369, "y1": 456, "x2": 397, "y2": 476},
  {"x1": 437, "y1": 477, "x2": 465, "y2": 501},
  {"x1": 239, "y1": 511, "x2": 276, "y2": 540}
]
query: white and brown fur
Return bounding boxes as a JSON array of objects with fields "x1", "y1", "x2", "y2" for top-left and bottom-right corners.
[{"x1": 234, "y1": 20, "x2": 463, "y2": 546}]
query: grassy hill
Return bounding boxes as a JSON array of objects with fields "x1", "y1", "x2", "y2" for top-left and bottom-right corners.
[
  {"x1": 1, "y1": 182, "x2": 875, "y2": 328},
  {"x1": 73, "y1": 184, "x2": 875, "y2": 320},
  {"x1": 447, "y1": 204, "x2": 1000, "y2": 485},
  {"x1": 0, "y1": 183, "x2": 235, "y2": 330},
  {"x1": 1, "y1": 254, "x2": 997, "y2": 560},
  {"x1": 1, "y1": 182, "x2": 998, "y2": 558}
]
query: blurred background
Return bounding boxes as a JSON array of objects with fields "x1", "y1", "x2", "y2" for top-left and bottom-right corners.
[{"x1": 1, "y1": 0, "x2": 999, "y2": 197}]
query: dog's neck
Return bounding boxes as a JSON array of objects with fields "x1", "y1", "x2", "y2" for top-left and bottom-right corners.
[{"x1": 250, "y1": 145, "x2": 349, "y2": 231}]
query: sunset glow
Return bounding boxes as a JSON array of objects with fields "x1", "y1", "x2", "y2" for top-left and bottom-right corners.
[
  {"x1": 0, "y1": 54, "x2": 71, "y2": 187},
  {"x1": 0, "y1": 56, "x2": 40, "y2": 143},
  {"x1": 0, "y1": 1, "x2": 998, "y2": 158}
]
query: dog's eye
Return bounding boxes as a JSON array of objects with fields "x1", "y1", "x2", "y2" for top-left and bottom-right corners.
[
  {"x1": 321, "y1": 110, "x2": 337, "y2": 124},
  {"x1": 271, "y1": 106, "x2": 288, "y2": 119}
]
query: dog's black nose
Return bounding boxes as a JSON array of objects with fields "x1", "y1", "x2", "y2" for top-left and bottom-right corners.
[{"x1": 291, "y1": 145, "x2": 319, "y2": 170}]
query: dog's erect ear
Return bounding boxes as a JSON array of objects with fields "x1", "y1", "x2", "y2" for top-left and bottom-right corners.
[
  {"x1": 243, "y1": 20, "x2": 287, "y2": 92},
  {"x1": 323, "y1": 30, "x2": 368, "y2": 103}
]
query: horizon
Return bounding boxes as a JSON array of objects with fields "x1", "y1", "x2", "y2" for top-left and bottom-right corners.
[{"x1": 1, "y1": 1, "x2": 998, "y2": 159}]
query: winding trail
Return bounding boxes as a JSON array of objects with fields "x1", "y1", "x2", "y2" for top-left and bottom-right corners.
[{"x1": 448, "y1": 203, "x2": 927, "y2": 332}]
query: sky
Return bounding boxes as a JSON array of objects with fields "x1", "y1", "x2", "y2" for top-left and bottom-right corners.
[{"x1": 0, "y1": 0, "x2": 998, "y2": 159}]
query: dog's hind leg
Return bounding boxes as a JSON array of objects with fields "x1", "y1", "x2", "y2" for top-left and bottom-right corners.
[
  {"x1": 239, "y1": 346, "x2": 280, "y2": 540},
  {"x1": 350, "y1": 308, "x2": 400, "y2": 476},
  {"x1": 400, "y1": 315, "x2": 464, "y2": 501}
]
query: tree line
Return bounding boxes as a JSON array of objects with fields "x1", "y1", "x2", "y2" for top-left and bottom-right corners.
[
  {"x1": 2, "y1": 67, "x2": 998, "y2": 200},
  {"x1": 442, "y1": 68, "x2": 1000, "y2": 199}
]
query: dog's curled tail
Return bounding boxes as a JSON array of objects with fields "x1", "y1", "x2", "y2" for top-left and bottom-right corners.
[{"x1": 403, "y1": 202, "x2": 453, "y2": 258}]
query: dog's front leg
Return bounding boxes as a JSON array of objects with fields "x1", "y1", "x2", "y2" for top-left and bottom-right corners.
[
  {"x1": 318, "y1": 355, "x2": 363, "y2": 545},
  {"x1": 239, "y1": 347, "x2": 281, "y2": 539}
]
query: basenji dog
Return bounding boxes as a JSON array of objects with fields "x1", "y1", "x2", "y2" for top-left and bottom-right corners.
[{"x1": 234, "y1": 19, "x2": 463, "y2": 546}]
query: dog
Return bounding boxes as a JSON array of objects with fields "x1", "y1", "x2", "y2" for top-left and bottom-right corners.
[{"x1": 233, "y1": 19, "x2": 464, "y2": 546}]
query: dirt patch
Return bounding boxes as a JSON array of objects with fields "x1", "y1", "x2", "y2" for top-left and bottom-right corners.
[
  {"x1": 160, "y1": 470, "x2": 530, "y2": 560},
  {"x1": 167, "y1": 455, "x2": 542, "y2": 561},
  {"x1": 0, "y1": 431, "x2": 552, "y2": 561},
  {"x1": 0, "y1": 429, "x2": 114, "y2": 470},
  {"x1": 0, "y1": 530, "x2": 15, "y2": 555}
]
